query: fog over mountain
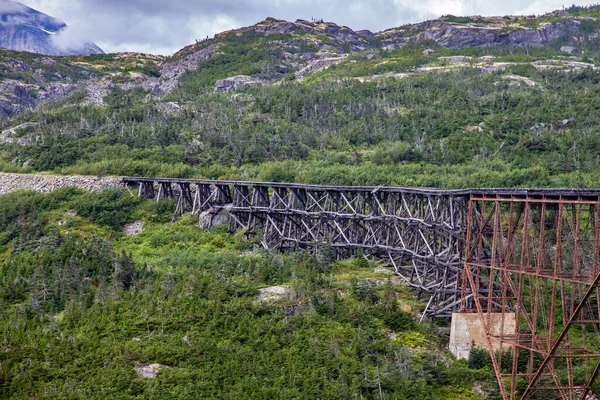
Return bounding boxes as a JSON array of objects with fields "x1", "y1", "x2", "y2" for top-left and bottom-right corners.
[{"x1": 0, "y1": 0, "x2": 103, "y2": 55}]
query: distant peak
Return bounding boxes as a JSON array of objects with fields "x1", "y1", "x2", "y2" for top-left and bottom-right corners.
[{"x1": 0, "y1": 0, "x2": 103, "y2": 56}]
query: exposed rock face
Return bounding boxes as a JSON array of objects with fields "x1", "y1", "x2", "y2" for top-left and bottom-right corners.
[
  {"x1": 0, "y1": 0, "x2": 103, "y2": 56},
  {"x1": 0, "y1": 80, "x2": 37, "y2": 120},
  {"x1": 152, "y1": 44, "x2": 221, "y2": 95},
  {"x1": 222, "y1": 17, "x2": 373, "y2": 53},
  {"x1": 0, "y1": 122, "x2": 40, "y2": 145},
  {"x1": 0, "y1": 79, "x2": 77, "y2": 120},
  {"x1": 295, "y1": 56, "x2": 347, "y2": 80},
  {"x1": 438, "y1": 56, "x2": 472, "y2": 64},
  {"x1": 532, "y1": 59, "x2": 595, "y2": 72},
  {"x1": 214, "y1": 75, "x2": 264, "y2": 92},
  {"x1": 82, "y1": 44, "x2": 221, "y2": 102},
  {"x1": 377, "y1": 19, "x2": 581, "y2": 50},
  {"x1": 0, "y1": 11, "x2": 598, "y2": 122},
  {"x1": 3, "y1": 57, "x2": 30, "y2": 72}
]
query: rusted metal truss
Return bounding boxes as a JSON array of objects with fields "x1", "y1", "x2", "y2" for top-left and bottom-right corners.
[
  {"x1": 461, "y1": 193, "x2": 600, "y2": 400},
  {"x1": 126, "y1": 177, "x2": 470, "y2": 318}
]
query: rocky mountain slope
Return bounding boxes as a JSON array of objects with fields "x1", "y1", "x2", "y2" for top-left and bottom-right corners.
[
  {"x1": 0, "y1": 6, "x2": 599, "y2": 121},
  {"x1": 0, "y1": 0, "x2": 103, "y2": 56}
]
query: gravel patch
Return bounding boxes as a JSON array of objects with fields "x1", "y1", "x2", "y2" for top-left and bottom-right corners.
[{"x1": 0, "y1": 172, "x2": 123, "y2": 195}]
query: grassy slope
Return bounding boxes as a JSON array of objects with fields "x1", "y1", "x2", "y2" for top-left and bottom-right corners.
[{"x1": 0, "y1": 188, "x2": 493, "y2": 399}]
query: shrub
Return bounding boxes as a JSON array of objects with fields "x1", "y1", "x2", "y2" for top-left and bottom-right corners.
[
  {"x1": 468, "y1": 347, "x2": 492, "y2": 370},
  {"x1": 71, "y1": 189, "x2": 140, "y2": 230}
]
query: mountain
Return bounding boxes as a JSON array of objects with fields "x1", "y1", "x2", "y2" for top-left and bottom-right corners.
[
  {"x1": 0, "y1": 0, "x2": 103, "y2": 56},
  {"x1": 0, "y1": 5, "x2": 597, "y2": 114},
  {"x1": 2, "y1": 5, "x2": 600, "y2": 162}
]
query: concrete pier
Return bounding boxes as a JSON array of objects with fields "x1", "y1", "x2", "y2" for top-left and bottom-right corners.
[{"x1": 449, "y1": 312, "x2": 516, "y2": 359}]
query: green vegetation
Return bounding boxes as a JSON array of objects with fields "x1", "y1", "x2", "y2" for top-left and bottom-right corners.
[
  {"x1": 567, "y1": 4, "x2": 600, "y2": 19},
  {"x1": 172, "y1": 31, "x2": 299, "y2": 94},
  {"x1": 441, "y1": 16, "x2": 491, "y2": 24},
  {"x1": 0, "y1": 189, "x2": 495, "y2": 399},
  {"x1": 4, "y1": 62, "x2": 600, "y2": 188},
  {"x1": 511, "y1": 15, "x2": 568, "y2": 29},
  {"x1": 5, "y1": 10, "x2": 600, "y2": 397}
]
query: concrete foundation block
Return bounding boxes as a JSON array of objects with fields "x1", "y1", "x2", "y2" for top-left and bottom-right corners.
[{"x1": 449, "y1": 312, "x2": 516, "y2": 359}]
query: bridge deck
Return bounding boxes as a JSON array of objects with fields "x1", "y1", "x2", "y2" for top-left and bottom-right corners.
[{"x1": 123, "y1": 177, "x2": 600, "y2": 199}]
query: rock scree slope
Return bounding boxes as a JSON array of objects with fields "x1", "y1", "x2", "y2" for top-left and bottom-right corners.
[{"x1": 0, "y1": 172, "x2": 123, "y2": 195}]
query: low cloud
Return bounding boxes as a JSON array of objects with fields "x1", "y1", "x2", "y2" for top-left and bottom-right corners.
[
  {"x1": 0, "y1": 0, "x2": 29, "y2": 26},
  {"x1": 50, "y1": 24, "x2": 94, "y2": 52},
  {"x1": 0, "y1": 0, "x2": 27, "y2": 13},
  {"x1": 18, "y1": 0, "x2": 600, "y2": 55}
]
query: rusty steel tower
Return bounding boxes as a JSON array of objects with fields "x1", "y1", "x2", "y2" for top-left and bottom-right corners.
[{"x1": 462, "y1": 191, "x2": 600, "y2": 400}]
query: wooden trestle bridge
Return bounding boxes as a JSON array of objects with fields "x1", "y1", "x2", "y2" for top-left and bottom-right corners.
[{"x1": 124, "y1": 177, "x2": 600, "y2": 399}]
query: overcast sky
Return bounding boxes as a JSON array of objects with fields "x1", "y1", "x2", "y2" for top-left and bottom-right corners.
[{"x1": 17, "y1": 0, "x2": 600, "y2": 55}]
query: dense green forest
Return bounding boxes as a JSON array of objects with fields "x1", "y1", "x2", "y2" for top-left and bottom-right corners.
[
  {"x1": 4, "y1": 46, "x2": 600, "y2": 188},
  {"x1": 0, "y1": 188, "x2": 495, "y2": 399}
]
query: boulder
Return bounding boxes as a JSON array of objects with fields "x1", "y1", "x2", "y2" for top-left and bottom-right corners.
[
  {"x1": 560, "y1": 46, "x2": 576, "y2": 54},
  {"x1": 123, "y1": 221, "x2": 144, "y2": 236},
  {"x1": 477, "y1": 55, "x2": 497, "y2": 62},
  {"x1": 274, "y1": 65, "x2": 288, "y2": 75},
  {"x1": 155, "y1": 102, "x2": 181, "y2": 115},
  {"x1": 530, "y1": 119, "x2": 574, "y2": 133},
  {"x1": 258, "y1": 285, "x2": 295, "y2": 302},
  {"x1": 464, "y1": 125, "x2": 484, "y2": 133},
  {"x1": 501, "y1": 74, "x2": 538, "y2": 87},
  {"x1": 34, "y1": 57, "x2": 56, "y2": 66},
  {"x1": 135, "y1": 363, "x2": 166, "y2": 379},
  {"x1": 422, "y1": 49, "x2": 435, "y2": 55},
  {"x1": 199, "y1": 204, "x2": 232, "y2": 229},
  {"x1": 230, "y1": 93, "x2": 256, "y2": 103},
  {"x1": 438, "y1": 56, "x2": 472, "y2": 64}
]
